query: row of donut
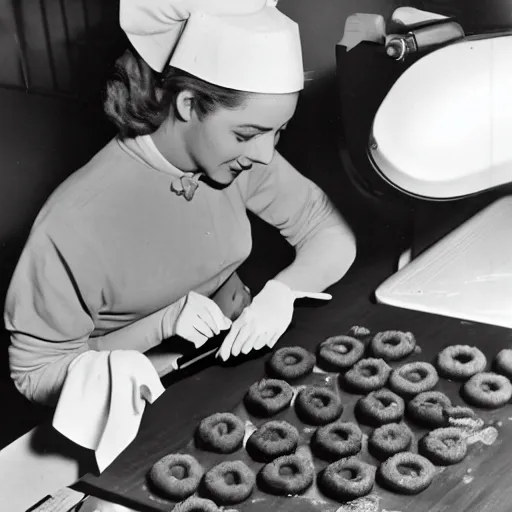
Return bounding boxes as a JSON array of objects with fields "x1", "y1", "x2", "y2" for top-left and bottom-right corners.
[
  {"x1": 273, "y1": 331, "x2": 512, "y2": 382},
  {"x1": 149, "y1": 411, "x2": 461, "y2": 505},
  {"x1": 268, "y1": 343, "x2": 512, "y2": 409},
  {"x1": 245, "y1": 375, "x2": 482, "y2": 430},
  {"x1": 150, "y1": 378, "x2": 476, "y2": 505}
]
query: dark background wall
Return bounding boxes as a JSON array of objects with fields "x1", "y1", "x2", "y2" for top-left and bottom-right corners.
[{"x1": 1, "y1": 0, "x2": 511, "y2": 447}]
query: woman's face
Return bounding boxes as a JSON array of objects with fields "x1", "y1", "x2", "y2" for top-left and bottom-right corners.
[{"x1": 184, "y1": 92, "x2": 298, "y2": 185}]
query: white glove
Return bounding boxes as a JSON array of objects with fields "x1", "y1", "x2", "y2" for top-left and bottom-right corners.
[
  {"x1": 216, "y1": 280, "x2": 331, "y2": 361},
  {"x1": 164, "y1": 291, "x2": 232, "y2": 348}
]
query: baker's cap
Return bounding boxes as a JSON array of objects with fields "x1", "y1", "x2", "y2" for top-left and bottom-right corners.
[{"x1": 120, "y1": 0, "x2": 304, "y2": 93}]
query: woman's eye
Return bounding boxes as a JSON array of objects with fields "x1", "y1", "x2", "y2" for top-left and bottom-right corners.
[{"x1": 235, "y1": 133, "x2": 253, "y2": 143}]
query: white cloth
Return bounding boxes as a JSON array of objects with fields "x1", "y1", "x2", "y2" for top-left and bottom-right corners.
[{"x1": 52, "y1": 350, "x2": 165, "y2": 472}]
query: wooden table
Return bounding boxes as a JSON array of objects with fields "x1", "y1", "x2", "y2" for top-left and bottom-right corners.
[{"x1": 76, "y1": 252, "x2": 512, "y2": 512}]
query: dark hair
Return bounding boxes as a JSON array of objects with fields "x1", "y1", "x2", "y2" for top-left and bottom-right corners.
[{"x1": 104, "y1": 48, "x2": 248, "y2": 139}]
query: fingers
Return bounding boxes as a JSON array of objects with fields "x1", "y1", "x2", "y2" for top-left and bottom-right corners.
[
  {"x1": 231, "y1": 323, "x2": 252, "y2": 357},
  {"x1": 266, "y1": 332, "x2": 281, "y2": 349},
  {"x1": 181, "y1": 325, "x2": 209, "y2": 348},
  {"x1": 196, "y1": 294, "x2": 232, "y2": 332},
  {"x1": 293, "y1": 291, "x2": 332, "y2": 301},
  {"x1": 217, "y1": 320, "x2": 242, "y2": 361},
  {"x1": 241, "y1": 333, "x2": 264, "y2": 354},
  {"x1": 253, "y1": 334, "x2": 269, "y2": 351}
]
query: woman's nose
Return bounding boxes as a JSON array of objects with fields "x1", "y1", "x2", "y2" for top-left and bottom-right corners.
[{"x1": 246, "y1": 133, "x2": 275, "y2": 165}]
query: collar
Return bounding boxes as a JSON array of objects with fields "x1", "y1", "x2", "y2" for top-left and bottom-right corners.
[{"x1": 121, "y1": 135, "x2": 202, "y2": 201}]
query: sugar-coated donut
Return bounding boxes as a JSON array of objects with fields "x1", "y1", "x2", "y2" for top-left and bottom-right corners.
[
  {"x1": 407, "y1": 391, "x2": 452, "y2": 428},
  {"x1": 356, "y1": 388, "x2": 405, "y2": 426},
  {"x1": 258, "y1": 454, "x2": 315, "y2": 496},
  {"x1": 246, "y1": 420, "x2": 299, "y2": 462},
  {"x1": 437, "y1": 345, "x2": 487, "y2": 380},
  {"x1": 149, "y1": 454, "x2": 203, "y2": 500},
  {"x1": 295, "y1": 386, "x2": 343, "y2": 425},
  {"x1": 419, "y1": 427, "x2": 468, "y2": 466},
  {"x1": 388, "y1": 362, "x2": 438, "y2": 398},
  {"x1": 267, "y1": 346, "x2": 316, "y2": 381},
  {"x1": 494, "y1": 349, "x2": 512, "y2": 380},
  {"x1": 318, "y1": 457, "x2": 376, "y2": 501},
  {"x1": 343, "y1": 358, "x2": 391, "y2": 393},
  {"x1": 368, "y1": 423, "x2": 413, "y2": 461},
  {"x1": 318, "y1": 335, "x2": 365, "y2": 370},
  {"x1": 463, "y1": 372, "x2": 512, "y2": 409},
  {"x1": 442, "y1": 406, "x2": 484, "y2": 431},
  {"x1": 203, "y1": 460, "x2": 255, "y2": 505},
  {"x1": 378, "y1": 452, "x2": 435, "y2": 495},
  {"x1": 173, "y1": 497, "x2": 220, "y2": 512},
  {"x1": 244, "y1": 379, "x2": 294, "y2": 417},
  {"x1": 371, "y1": 331, "x2": 416, "y2": 361},
  {"x1": 312, "y1": 421, "x2": 363, "y2": 461},
  {"x1": 347, "y1": 325, "x2": 371, "y2": 337},
  {"x1": 195, "y1": 413, "x2": 245, "y2": 453}
]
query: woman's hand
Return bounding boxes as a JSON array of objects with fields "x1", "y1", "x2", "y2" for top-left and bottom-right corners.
[
  {"x1": 164, "y1": 291, "x2": 232, "y2": 348},
  {"x1": 217, "y1": 280, "x2": 332, "y2": 361},
  {"x1": 216, "y1": 280, "x2": 291, "y2": 361}
]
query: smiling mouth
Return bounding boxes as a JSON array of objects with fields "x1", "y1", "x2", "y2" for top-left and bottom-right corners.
[{"x1": 230, "y1": 163, "x2": 252, "y2": 173}]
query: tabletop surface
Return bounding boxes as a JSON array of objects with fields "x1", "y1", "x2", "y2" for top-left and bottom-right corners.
[{"x1": 76, "y1": 251, "x2": 512, "y2": 512}]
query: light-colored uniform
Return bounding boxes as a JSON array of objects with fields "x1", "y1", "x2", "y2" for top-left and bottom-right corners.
[{"x1": 4, "y1": 135, "x2": 351, "y2": 405}]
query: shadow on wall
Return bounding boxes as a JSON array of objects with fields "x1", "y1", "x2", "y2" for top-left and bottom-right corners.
[{"x1": 0, "y1": 0, "x2": 122, "y2": 97}]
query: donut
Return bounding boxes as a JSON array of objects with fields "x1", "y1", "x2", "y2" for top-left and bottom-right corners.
[
  {"x1": 347, "y1": 325, "x2": 371, "y2": 337},
  {"x1": 317, "y1": 335, "x2": 365, "y2": 370},
  {"x1": 388, "y1": 362, "x2": 438, "y2": 399},
  {"x1": 494, "y1": 349, "x2": 512, "y2": 379},
  {"x1": 312, "y1": 421, "x2": 363, "y2": 461},
  {"x1": 378, "y1": 452, "x2": 435, "y2": 495},
  {"x1": 195, "y1": 413, "x2": 245, "y2": 453},
  {"x1": 244, "y1": 379, "x2": 294, "y2": 417},
  {"x1": 368, "y1": 423, "x2": 413, "y2": 461},
  {"x1": 437, "y1": 345, "x2": 487, "y2": 380},
  {"x1": 318, "y1": 457, "x2": 375, "y2": 501},
  {"x1": 442, "y1": 406, "x2": 484, "y2": 432},
  {"x1": 203, "y1": 460, "x2": 255, "y2": 505},
  {"x1": 148, "y1": 454, "x2": 203, "y2": 500},
  {"x1": 355, "y1": 388, "x2": 405, "y2": 426},
  {"x1": 370, "y1": 330, "x2": 416, "y2": 361},
  {"x1": 419, "y1": 427, "x2": 468, "y2": 466},
  {"x1": 343, "y1": 358, "x2": 391, "y2": 393},
  {"x1": 258, "y1": 454, "x2": 315, "y2": 496},
  {"x1": 407, "y1": 391, "x2": 452, "y2": 428},
  {"x1": 267, "y1": 346, "x2": 316, "y2": 381},
  {"x1": 173, "y1": 497, "x2": 220, "y2": 512},
  {"x1": 246, "y1": 420, "x2": 299, "y2": 462},
  {"x1": 295, "y1": 386, "x2": 343, "y2": 425},
  {"x1": 462, "y1": 372, "x2": 512, "y2": 409}
]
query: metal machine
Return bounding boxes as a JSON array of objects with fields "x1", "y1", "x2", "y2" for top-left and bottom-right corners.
[{"x1": 337, "y1": 7, "x2": 512, "y2": 328}]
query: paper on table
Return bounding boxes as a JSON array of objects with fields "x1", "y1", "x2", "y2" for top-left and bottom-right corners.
[
  {"x1": 376, "y1": 196, "x2": 512, "y2": 329},
  {"x1": 52, "y1": 350, "x2": 165, "y2": 473},
  {"x1": 339, "y1": 13, "x2": 386, "y2": 51}
]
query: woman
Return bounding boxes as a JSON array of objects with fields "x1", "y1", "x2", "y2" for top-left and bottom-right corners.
[{"x1": 4, "y1": 0, "x2": 356, "y2": 406}]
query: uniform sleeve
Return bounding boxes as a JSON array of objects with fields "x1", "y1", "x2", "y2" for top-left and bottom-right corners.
[
  {"x1": 4, "y1": 222, "x2": 170, "y2": 405},
  {"x1": 238, "y1": 151, "x2": 356, "y2": 291}
]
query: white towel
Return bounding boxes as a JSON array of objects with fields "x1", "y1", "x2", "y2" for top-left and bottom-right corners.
[{"x1": 52, "y1": 350, "x2": 165, "y2": 472}]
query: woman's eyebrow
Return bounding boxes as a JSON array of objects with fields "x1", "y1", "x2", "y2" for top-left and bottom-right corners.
[
  {"x1": 237, "y1": 119, "x2": 291, "y2": 131},
  {"x1": 237, "y1": 123, "x2": 273, "y2": 132}
]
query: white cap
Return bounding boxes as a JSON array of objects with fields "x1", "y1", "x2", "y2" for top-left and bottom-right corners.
[{"x1": 120, "y1": 0, "x2": 304, "y2": 94}]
